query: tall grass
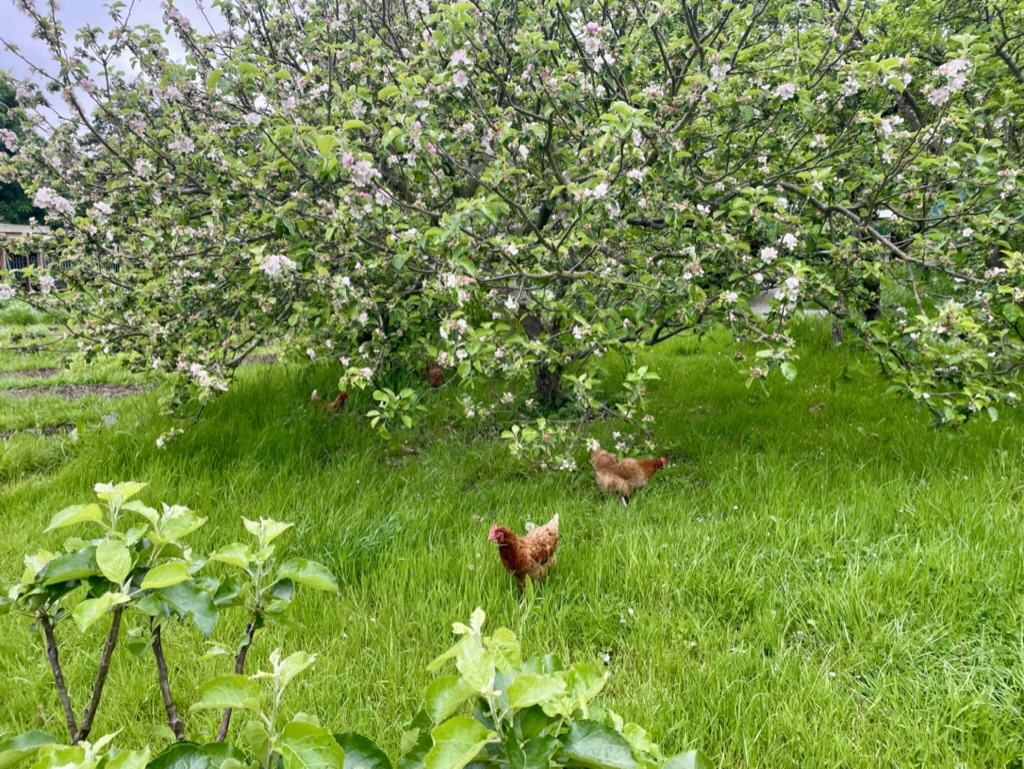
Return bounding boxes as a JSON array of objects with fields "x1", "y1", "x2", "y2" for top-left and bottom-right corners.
[{"x1": 0, "y1": 319, "x2": 1022, "y2": 768}]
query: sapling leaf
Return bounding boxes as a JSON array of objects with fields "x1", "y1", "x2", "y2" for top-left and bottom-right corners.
[
  {"x1": 277, "y1": 721, "x2": 345, "y2": 769},
  {"x1": 558, "y1": 720, "x2": 638, "y2": 769},
  {"x1": 45, "y1": 504, "x2": 103, "y2": 532},
  {"x1": 96, "y1": 540, "x2": 133, "y2": 585},
  {"x1": 507, "y1": 673, "x2": 566, "y2": 710},
  {"x1": 72, "y1": 592, "x2": 131, "y2": 632},
  {"x1": 0, "y1": 730, "x2": 57, "y2": 769},
  {"x1": 486, "y1": 627, "x2": 521, "y2": 673},
  {"x1": 424, "y1": 717, "x2": 493, "y2": 769},
  {"x1": 425, "y1": 675, "x2": 477, "y2": 724},
  {"x1": 39, "y1": 547, "x2": 99, "y2": 585},
  {"x1": 210, "y1": 543, "x2": 251, "y2": 570},
  {"x1": 140, "y1": 563, "x2": 191, "y2": 590},
  {"x1": 276, "y1": 559, "x2": 339, "y2": 592},
  {"x1": 333, "y1": 733, "x2": 392, "y2": 769},
  {"x1": 190, "y1": 675, "x2": 261, "y2": 711}
]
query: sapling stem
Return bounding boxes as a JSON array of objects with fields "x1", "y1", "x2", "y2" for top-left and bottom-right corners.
[
  {"x1": 152, "y1": 622, "x2": 186, "y2": 741},
  {"x1": 216, "y1": 611, "x2": 260, "y2": 741},
  {"x1": 38, "y1": 612, "x2": 78, "y2": 741},
  {"x1": 74, "y1": 606, "x2": 124, "y2": 743}
]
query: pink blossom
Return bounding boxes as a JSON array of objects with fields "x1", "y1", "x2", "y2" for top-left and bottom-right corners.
[
  {"x1": 450, "y1": 49, "x2": 470, "y2": 67},
  {"x1": 452, "y1": 70, "x2": 469, "y2": 89}
]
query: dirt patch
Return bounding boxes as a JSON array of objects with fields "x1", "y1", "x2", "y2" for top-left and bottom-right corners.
[
  {"x1": 0, "y1": 367, "x2": 61, "y2": 379},
  {"x1": 0, "y1": 423, "x2": 75, "y2": 441},
  {"x1": 243, "y1": 353, "x2": 279, "y2": 364},
  {"x1": 1, "y1": 384, "x2": 149, "y2": 400}
]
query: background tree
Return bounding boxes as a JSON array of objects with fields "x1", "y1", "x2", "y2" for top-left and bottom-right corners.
[{"x1": 0, "y1": 71, "x2": 43, "y2": 224}]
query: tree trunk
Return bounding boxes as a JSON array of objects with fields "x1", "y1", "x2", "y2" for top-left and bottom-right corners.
[{"x1": 535, "y1": 363, "x2": 563, "y2": 409}]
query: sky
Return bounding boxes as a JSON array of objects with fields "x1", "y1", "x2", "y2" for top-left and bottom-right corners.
[{"x1": 0, "y1": 0, "x2": 218, "y2": 83}]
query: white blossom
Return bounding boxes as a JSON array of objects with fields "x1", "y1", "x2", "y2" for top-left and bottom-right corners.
[
  {"x1": 774, "y1": 82, "x2": 797, "y2": 100},
  {"x1": 260, "y1": 253, "x2": 297, "y2": 278},
  {"x1": 760, "y1": 246, "x2": 778, "y2": 264}
]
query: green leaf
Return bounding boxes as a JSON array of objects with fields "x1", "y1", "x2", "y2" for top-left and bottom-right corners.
[
  {"x1": 206, "y1": 70, "x2": 224, "y2": 91},
  {"x1": 242, "y1": 517, "x2": 293, "y2": 545},
  {"x1": 276, "y1": 559, "x2": 339, "y2": 592},
  {"x1": 190, "y1": 675, "x2": 260, "y2": 711},
  {"x1": 94, "y1": 481, "x2": 146, "y2": 503},
  {"x1": 779, "y1": 361, "x2": 797, "y2": 382},
  {"x1": 425, "y1": 675, "x2": 477, "y2": 723},
  {"x1": 72, "y1": 592, "x2": 130, "y2": 632},
  {"x1": 141, "y1": 562, "x2": 191, "y2": 590},
  {"x1": 0, "y1": 731, "x2": 57, "y2": 769},
  {"x1": 455, "y1": 639, "x2": 494, "y2": 693},
  {"x1": 277, "y1": 721, "x2": 346, "y2": 769},
  {"x1": 508, "y1": 736, "x2": 558, "y2": 769},
  {"x1": 507, "y1": 673, "x2": 566, "y2": 710},
  {"x1": 39, "y1": 547, "x2": 99, "y2": 585},
  {"x1": 210, "y1": 543, "x2": 251, "y2": 570},
  {"x1": 317, "y1": 135, "x2": 338, "y2": 156},
  {"x1": 45, "y1": 504, "x2": 103, "y2": 532},
  {"x1": 662, "y1": 750, "x2": 714, "y2": 769},
  {"x1": 275, "y1": 650, "x2": 317, "y2": 689},
  {"x1": 487, "y1": 627, "x2": 521, "y2": 673},
  {"x1": 148, "y1": 742, "x2": 247, "y2": 769},
  {"x1": 342, "y1": 120, "x2": 366, "y2": 131},
  {"x1": 158, "y1": 580, "x2": 219, "y2": 636},
  {"x1": 96, "y1": 539, "x2": 133, "y2": 585},
  {"x1": 105, "y1": 748, "x2": 151, "y2": 769},
  {"x1": 558, "y1": 720, "x2": 638, "y2": 769},
  {"x1": 424, "y1": 717, "x2": 493, "y2": 769},
  {"x1": 377, "y1": 85, "x2": 400, "y2": 100},
  {"x1": 332, "y1": 733, "x2": 392, "y2": 769},
  {"x1": 240, "y1": 721, "x2": 270, "y2": 760}
]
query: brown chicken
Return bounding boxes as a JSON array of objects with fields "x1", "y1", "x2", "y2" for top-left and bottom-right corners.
[
  {"x1": 426, "y1": 360, "x2": 445, "y2": 388},
  {"x1": 590, "y1": 442, "x2": 666, "y2": 507},
  {"x1": 311, "y1": 389, "x2": 349, "y2": 411},
  {"x1": 488, "y1": 514, "x2": 559, "y2": 590}
]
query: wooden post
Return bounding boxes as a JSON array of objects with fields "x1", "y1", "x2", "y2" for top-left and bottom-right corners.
[{"x1": 0, "y1": 245, "x2": 7, "y2": 273}]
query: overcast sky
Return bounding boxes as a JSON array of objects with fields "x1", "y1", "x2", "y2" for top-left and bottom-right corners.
[{"x1": 0, "y1": 0, "x2": 218, "y2": 83}]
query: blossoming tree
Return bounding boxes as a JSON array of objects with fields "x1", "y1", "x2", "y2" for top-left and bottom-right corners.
[{"x1": 2, "y1": 0, "x2": 1023, "y2": 430}]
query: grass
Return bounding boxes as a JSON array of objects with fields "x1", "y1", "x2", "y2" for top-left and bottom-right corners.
[{"x1": 1, "y1": 316, "x2": 1023, "y2": 768}]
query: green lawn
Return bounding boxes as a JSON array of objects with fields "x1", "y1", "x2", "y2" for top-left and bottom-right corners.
[{"x1": 1, "y1": 316, "x2": 1023, "y2": 768}]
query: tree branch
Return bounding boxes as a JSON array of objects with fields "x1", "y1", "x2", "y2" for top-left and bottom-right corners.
[
  {"x1": 216, "y1": 613, "x2": 260, "y2": 742},
  {"x1": 73, "y1": 606, "x2": 124, "y2": 744},
  {"x1": 152, "y1": 623, "x2": 186, "y2": 741},
  {"x1": 38, "y1": 612, "x2": 77, "y2": 742}
]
